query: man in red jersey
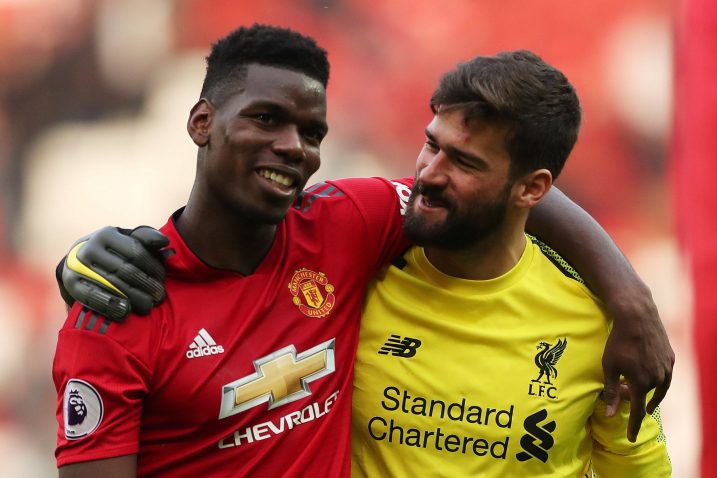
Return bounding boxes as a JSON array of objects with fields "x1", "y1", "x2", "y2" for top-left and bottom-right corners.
[
  {"x1": 54, "y1": 25, "x2": 410, "y2": 477},
  {"x1": 53, "y1": 25, "x2": 672, "y2": 477}
]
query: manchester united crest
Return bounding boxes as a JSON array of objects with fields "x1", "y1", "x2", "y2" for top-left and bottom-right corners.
[{"x1": 288, "y1": 268, "x2": 336, "y2": 318}]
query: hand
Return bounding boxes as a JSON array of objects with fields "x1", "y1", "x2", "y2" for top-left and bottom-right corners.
[
  {"x1": 58, "y1": 226, "x2": 170, "y2": 320},
  {"x1": 601, "y1": 286, "x2": 674, "y2": 442}
]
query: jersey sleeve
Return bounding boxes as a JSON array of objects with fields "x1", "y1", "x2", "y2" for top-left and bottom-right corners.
[
  {"x1": 326, "y1": 176, "x2": 413, "y2": 270},
  {"x1": 53, "y1": 304, "x2": 155, "y2": 467},
  {"x1": 589, "y1": 396, "x2": 672, "y2": 477}
]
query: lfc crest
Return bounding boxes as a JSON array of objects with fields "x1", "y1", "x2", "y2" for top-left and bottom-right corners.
[
  {"x1": 288, "y1": 268, "x2": 336, "y2": 318},
  {"x1": 528, "y1": 338, "x2": 567, "y2": 400}
]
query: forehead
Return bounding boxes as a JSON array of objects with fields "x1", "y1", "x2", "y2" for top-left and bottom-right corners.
[
  {"x1": 231, "y1": 63, "x2": 327, "y2": 113},
  {"x1": 428, "y1": 109, "x2": 510, "y2": 158}
]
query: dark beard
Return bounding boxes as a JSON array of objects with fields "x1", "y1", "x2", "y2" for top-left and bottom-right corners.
[{"x1": 403, "y1": 180, "x2": 511, "y2": 250}]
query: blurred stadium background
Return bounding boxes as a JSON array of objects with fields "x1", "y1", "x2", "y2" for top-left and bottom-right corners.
[{"x1": 0, "y1": 0, "x2": 708, "y2": 476}]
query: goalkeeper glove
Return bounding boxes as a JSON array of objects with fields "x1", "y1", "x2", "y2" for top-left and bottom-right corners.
[{"x1": 56, "y1": 226, "x2": 169, "y2": 321}]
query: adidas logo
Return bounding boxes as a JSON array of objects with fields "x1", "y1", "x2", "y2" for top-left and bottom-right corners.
[{"x1": 186, "y1": 328, "x2": 225, "y2": 359}]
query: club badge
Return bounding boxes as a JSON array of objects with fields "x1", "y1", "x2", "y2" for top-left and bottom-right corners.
[{"x1": 288, "y1": 268, "x2": 336, "y2": 318}]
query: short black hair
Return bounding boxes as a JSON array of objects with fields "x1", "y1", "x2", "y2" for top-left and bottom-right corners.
[
  {"x1": 200, "y1": 24, "x2": 330, "y2": 106},
  {"x1": 430, "y1": 50, "x2": 581, "y2": 179}
]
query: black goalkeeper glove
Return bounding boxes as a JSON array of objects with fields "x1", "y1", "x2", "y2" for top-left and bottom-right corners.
[{"x1": 56, "y1": 226, "x2": 170, "y2": 321}]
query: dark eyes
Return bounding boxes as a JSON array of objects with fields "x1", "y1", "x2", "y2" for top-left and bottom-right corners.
[
  {"x1": 253, "y1": 113, "x2": 276, "y2": 125},
  {"x1": 250, "y1": 113, "x2": 324, "y2": 144},
  {"x1": 304, "y1": 129, "x2": 326, "y2": 144},
  {"x1": 424, "y1": 141, "x2": 478, "y2": 170}
]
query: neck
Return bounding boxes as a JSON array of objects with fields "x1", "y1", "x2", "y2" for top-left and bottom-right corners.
[
  {"x1": 177, "y1": 201, "x2": 278, "y2": 275},
  {"x1": 424, "y1": 217, "x2": 528, "y2": 280}
]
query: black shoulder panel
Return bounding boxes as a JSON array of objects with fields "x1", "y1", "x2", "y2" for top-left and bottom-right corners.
[{"x1": 529, "y1": 235, "x2": 585, "y2": 284}]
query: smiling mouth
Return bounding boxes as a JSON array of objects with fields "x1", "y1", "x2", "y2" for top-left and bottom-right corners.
[
  {"x1": 420, "y1": 194, "x2": 449, "y2": 210},
  {"x1": 258, "y1": 169, "x2": 296, "y2": 188}
]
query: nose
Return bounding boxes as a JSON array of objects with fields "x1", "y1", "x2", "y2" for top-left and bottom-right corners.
[
  {"x1": 417, "y1": 151, "x2": 450, "y2": 187},
  {"x1": 272, "y1": 125, "x2": 305, "y2": 162}
]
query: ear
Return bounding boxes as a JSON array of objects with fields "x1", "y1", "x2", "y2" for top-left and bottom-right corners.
[
  {"x1": 187, "y1": 99, "x2": 214, "y2": 147},
  {"x1": 512, "y1": 169, "x2": 553, "y2": 209}
]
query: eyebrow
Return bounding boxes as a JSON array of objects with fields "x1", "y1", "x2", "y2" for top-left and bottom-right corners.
[
  {"x1": 425, "y1": 128, "x2": 488, "y2": 167},
  {"x1": 243, "y1": 100, "x2": 328, "y2": 133}
]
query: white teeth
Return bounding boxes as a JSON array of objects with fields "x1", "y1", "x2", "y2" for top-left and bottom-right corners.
[{"x1": 259, "y1": 169, "x2": 294, "y2": 187}]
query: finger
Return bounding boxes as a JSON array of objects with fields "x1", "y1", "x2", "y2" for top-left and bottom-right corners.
[
  {"x1": 56, "y1": 258, "x2": 77, "y2": 308},
  {"x1": 64, "y1": 277, "x2": 130, "y2": 321},
  {"x1": 86, "y1": 227, "x2": 166, "y2": 282},
  {"x1": 81, "y1": 262, "x2": 156, "y2": 315},
  {"x1": 122, "y1": 286, "x2": 155, "y2": 315},
  {"x1": 627, "y1": 387, "x2": 647, "y2": 442},
  {"x1": 64, "y1": 263, "x2": 155, "y2": 316},
  {"x1": 80, "y1": 247, "x2": 164, "y2": 303},
  {"x1": 647, "y1": 372, "x2": 672, "y2": 414},
  {"x1": 67, "y1": 241, "x2": 127, "y2": 299},
  {"x1": 130, "y1": 226, "x2": 170, "y2": 252},
  {"x1": 599, "y1": 384, "x2": 631, "y2": 404},
  {"x1": 602, "y1": 368, "x2": 621, "y2": 417}
]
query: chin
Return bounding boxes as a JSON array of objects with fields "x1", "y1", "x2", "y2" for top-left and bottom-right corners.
[
  {"x1": 404, "y1": 220, "x2": 445, "y2": 248},
  {"x1": 229, "y1": 201, "x2": 290, "y2": 226},
  {"x1": 404, "y1": 208, "x2": 443, "y2": 239},
  {"x1": 404, "y1": 217, "x2": 486, "y2": 250},
  {"x1": 253, "y1": 208, "x2": 289, "y2": 225}
]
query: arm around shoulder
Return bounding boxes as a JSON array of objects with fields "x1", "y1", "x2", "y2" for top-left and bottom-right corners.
[{"x1": 526, "y1": 186, "x2": 674, "y2": 441}]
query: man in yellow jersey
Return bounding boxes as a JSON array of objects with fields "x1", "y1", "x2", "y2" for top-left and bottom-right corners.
[{"x1": 351, "y1": 51, "x2": 671, "y2": 477}]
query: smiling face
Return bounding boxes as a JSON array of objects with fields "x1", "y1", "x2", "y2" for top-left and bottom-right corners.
[
  {"x1": 404, "y1": 108, "x2": 515, "y2": 249},
  {"x1": 189, "y1": 63, "x2": 328, "y2": 225}
]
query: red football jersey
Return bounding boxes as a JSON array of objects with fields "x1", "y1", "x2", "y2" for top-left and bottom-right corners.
[{"x1": 54, "y1": 177, "x2": 413, "y2": 477}]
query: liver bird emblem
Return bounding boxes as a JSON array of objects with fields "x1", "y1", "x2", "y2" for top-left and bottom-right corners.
[{"x1": 532, "y1": 338, "x2": 568, "y2": 385}]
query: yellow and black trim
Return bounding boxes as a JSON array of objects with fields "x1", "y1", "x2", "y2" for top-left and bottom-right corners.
[{"x1": 529, "y1": 235, "x2": 585, "y2": 284}]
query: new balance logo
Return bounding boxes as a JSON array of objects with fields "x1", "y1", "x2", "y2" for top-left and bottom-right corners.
[
  {"x1": 378, "y1": 334, "x2": 422, "y2": 358},
  {"x1": 186, "y1": 328, "x2": 225, "y2": 359}
]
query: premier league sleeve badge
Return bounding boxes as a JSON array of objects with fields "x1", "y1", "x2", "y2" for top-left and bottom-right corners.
[{"x1": 63, "y1": 379, "x2": 104, "y2": 440}]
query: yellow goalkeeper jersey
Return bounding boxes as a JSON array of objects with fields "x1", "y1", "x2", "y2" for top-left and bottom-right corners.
[{"x1": 351, "y1": 237, "x2": 671, "y2": 477}]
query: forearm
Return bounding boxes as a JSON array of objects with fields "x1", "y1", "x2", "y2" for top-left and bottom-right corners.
[
  {"x1": 59, "y1": 455, "x2": 137, "y2": 478},
  {"x1": 526, "y1": 187, "x2": 651, "y2": 316}
]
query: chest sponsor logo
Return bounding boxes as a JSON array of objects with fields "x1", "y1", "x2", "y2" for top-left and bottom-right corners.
[
  {"x1": 528, "y1": 338, "x2": 567, "y2": 399},
  {"x1": 364, "y1": 387, "x2": 571, "y2": 464},
  {"x1": 379, "y1": 334, "x2": 422, "y2": 358},
  {"x1": 516, "y1": 408, "x2": 556, "y2": 462},
  {"x1": 219, "y1": 339, "x2": 336, "y2": 419},
  {"x1": 63, "y1": 379, "x2": 104, "y2": 440},
  {"x1": 288, "y1": 268, "x2": 336, "y2": 318},
  {"x1": 366, "y1": 386, "x2": 512, "y2": 459}
]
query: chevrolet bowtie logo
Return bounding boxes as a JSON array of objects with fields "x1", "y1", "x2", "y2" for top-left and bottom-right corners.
[{"x1": 219, "y1": 339, "x2": 336, "y2": 419}]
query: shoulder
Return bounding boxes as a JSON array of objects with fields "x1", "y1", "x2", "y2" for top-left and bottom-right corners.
[
  {"x1": 526, "y1": 235, "x2": 605, "y2": 311},
  {"x1": 293, "y1": 177, "x2": 413, "y2": 214},
  {"x1": 286, "y1": 177, "x2": 412, "y2": 265},
  {"x1": 527, "y1": 235, "x2": 585, "y2": 285},
  {"x1": 56, "y1": 303, "x2": 166, "y2": 370},
  {"x1": 60, "y1": 305, "x2": 117, "y2": 337}
]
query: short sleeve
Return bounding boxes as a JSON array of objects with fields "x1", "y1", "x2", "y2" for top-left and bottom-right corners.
[
  {"x1": 589, "y1": 397, "x2": 672, "y2": 477},
  {"x1": 53, "y1": 304, "x2": 153, "y2": 467},
  {"x1": 327, "y1": 177, "x2": 413, "y2": 270}
]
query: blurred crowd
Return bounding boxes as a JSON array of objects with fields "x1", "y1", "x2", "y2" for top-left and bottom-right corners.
[{"x1": 0, "y1": 0, "x2": 698, "y2": 476}]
